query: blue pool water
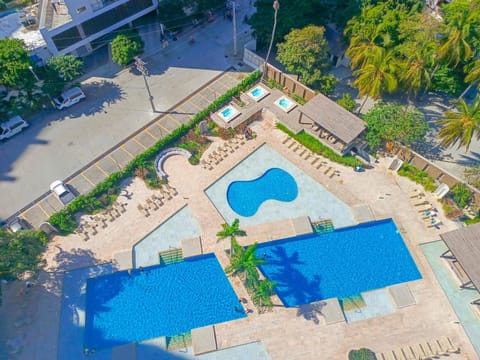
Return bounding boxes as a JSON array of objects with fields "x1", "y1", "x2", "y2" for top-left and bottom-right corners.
[
  {"x1": 221, "y1": 107, "x2": 233, "y2": 117},
  {"x1": 256, "y1": 219, "x2": 422, "y2": 307},
  {"x1": 0, "y1": 9, "x2": 17, "y2": 18},
  {"x1": 250, "y1": 87, "x2": 264, "y2": 97},
  {"x1": 227, "y1": 168, "x2": 298, "y2": 217},
  {"x1": 84, "y1": 254, "x2": 245, "y2": 350},
  {"x1": 279, "y1": 98, "x2": 292, "y2": 109}
]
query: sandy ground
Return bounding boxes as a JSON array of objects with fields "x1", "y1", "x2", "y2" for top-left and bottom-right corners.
[{"x1": 0, "y1": 116, "x2": 477, "y2": 360}]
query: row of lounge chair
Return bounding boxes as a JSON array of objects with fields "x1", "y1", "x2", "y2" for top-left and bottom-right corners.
[
  {"x1": 201, "y1": 135, "x2": 246, "y2": 170},
  {"x1": 409, "y1": 189, "x2": 442, "y2": 228},
  {"x1": 76, "y1": 201, "x2": 128, "y2": 241},
  {"x1": 282, "y1": 136, "x2": 340, "y2": 179},
  {"x1": 377, "y1": 336, "x2": 460, "y2": 360},
  {"x1": 137, "y1": 184, "x2": 178, "y2": 217}
]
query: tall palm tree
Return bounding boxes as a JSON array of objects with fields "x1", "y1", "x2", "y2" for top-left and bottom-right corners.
[
  {"x1": 345, "y1": 24, "x2": 384, "y2": 71},
  {"x1": 438, "y1": 2, "x2": 479, "y2": 67},
  {"x1": 353, "y1": 47, "x2": 401, "y2": 112},
  {"x1": 458, "y1": 58, "x2": 480, "y2": 101},
  {"x1": 436, "y1": 95, "x2": 480, "y2": 152},
  {"x1": 225, "y1": 240, "x2": 265, "y2": 285},
  {"x1": 216, "y1": 219, "x2": 246, "y2": 257},
  {"x1": 399, "y1": 41, "x2": 437, "y2": 97}
]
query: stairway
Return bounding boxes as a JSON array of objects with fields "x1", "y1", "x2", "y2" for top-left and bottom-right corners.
[
  {"x1": 159, "y1": 248, "x2": 183, "y2": 266},
  {"x1": 312, "y1": 219, "x2": 334, "y2": 234}
]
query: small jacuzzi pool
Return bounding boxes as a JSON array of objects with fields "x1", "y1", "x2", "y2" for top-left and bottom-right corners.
[
  {"x1": 274, "y1": 96, "x2": 297, "y2": 113},
  {"x1": 216, "y1": 104, "x2": 241, "y2": 123},
  {"x1": 247, "y1": 85, "x2": 270, "y2": 102}
]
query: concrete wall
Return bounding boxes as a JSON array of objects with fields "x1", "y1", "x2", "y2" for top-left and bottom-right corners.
[
  {"x1": 243, "y1": 41, "x2": 263, "y2": 69},
  {"x1": 394, "y1": 145, "x2": 480, "y2": 206}
]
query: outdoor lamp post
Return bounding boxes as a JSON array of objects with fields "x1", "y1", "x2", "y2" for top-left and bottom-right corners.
[
  {"x1": 135, "y1": 56, "x2": 156, "y2": 113},
  {"x1": 28, "y1": 65, "x2": 40, "y2": 82},
  {"x1": 261, "y1": 0, "x2": 279, "y2": 82}
]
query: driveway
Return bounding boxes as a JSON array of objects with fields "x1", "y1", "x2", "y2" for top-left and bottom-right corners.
[{"x1": 0, "y1": 1, "x2": 254, "y2": 222}]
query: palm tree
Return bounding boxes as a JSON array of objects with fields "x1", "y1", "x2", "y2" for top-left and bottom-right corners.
[
  {"x1": 216, "y1": 219, "x2": 246, "y2": 257},
  {"x1": 261, "y1": 0, "x2": 280, "y2": 82},
  {"x1": 436, "y1": 95, "x2": 480, "y2": 152},
  {"x1": 353, "y1": 47, "x2": 401, "y2": 113},
  {"x1": 458, "y1": 58, "x2": 480, "y2": 101},
  {"x1": 399, "y1": 42, "x2": 437, "y2": 98},
  {"x1": 252, "y1": 279, "x2": 276, "y2": 310},
  {"x1": 438, "y1": 2, "x2": 479, "y2": 67},
  {"x1": 225, "y1": 239, "x2": 266, "y2": 284},
  {"x1": 345, "y1": 24, "x2": 384, "y2": 71}
]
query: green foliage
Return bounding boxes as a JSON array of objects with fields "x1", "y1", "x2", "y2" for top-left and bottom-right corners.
[
  {"x1": 216, "y1": 219, "x2": 246, "y2": 241},
  {"x1": 249, "y1": 0, "x2": 328, "y2": 48},
  {"x1": 47, "y1": 55, "x2": 83, "y2": 82},
  {"x1": 49, "y1": 71, "x2": 261, "y2": 234},
  {"x1": 397, "y1": 163, "x2": 437, "y2": 192},
  {"x1": 276, "y1": 26, "x2": 331, "y2": 87},
  {"x1": 111, "y1": 32, "x2": 144, "y2": 66},
  {"x1": 289, "y1": 93, "x2": 306, "y2": 105},
  {"x1": 364, "y1": 102, "x2": 428, "y2": 150},
  {"x1": 336, "y1": 93, "x2": 356, "y2": 112},
  {"x1": 464, "y1": 216, "x2": 480, "y2": 225},
  {"x1": 450, "y1": 183, "x2": 473, "y2": 209},
  {"x1": 431, "y1": 65, "x2": 465, "y2": 96},
  {"x1": 436, "y1": 95, "x2": 480, "y2": 152},
  {"x1": 277, "y1": 123, "x2": 363, "y2": 167},
  {"x1": 0, "y1": 38, "x2": 34, "y2": 90},
  {"x1": 0, "y1": 229, "x2": 47, "y2": 280},
  {"x1": 348, "y1": 348, "x2": 376, "y2": 360}
]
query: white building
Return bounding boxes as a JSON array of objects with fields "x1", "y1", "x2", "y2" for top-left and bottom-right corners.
[{"x1": 38, "y1": 0, "x2": 158, "y2": 56}]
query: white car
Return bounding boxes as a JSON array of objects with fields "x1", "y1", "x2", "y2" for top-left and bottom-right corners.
[
  {"x1": 50, "y1": 180, "x2": 76, "y2": 205},
  {"x1": 0, "y1": 116, "x2": 29, "y2": 141}
]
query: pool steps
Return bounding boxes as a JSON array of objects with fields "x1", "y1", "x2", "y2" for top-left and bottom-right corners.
[{"x1": 159, "y1": 248, "x2": 183, "y2": 266}]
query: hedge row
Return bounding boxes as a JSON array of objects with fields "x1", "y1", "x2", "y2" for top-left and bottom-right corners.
[
  {"x1": 49, "y1": 71, "x2": 261, "y2": 234},
  {"x1": 276, "y1": 123, "x2": 363, "y2": 167}
]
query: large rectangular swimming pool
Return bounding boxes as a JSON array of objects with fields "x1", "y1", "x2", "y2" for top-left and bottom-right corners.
[
  {"x1": 255, "y1": 219, "x2": 422, "y2": 307},
  {"x1": 84, "y1": 254, "x2": 245, "y2": 350}
]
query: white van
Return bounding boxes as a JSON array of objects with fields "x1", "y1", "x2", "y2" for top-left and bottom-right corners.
[
  {"x1": 54, "y1": 87, "x2": 86, "y2": 110},
  {"x1": 0, "y1": 116, "x2": 29, "y2": 141}
]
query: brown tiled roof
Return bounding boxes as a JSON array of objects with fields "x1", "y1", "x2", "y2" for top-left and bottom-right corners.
[
  {"x1": 299, "y1": 93, "x2": 366, "y2": 144},
  {"x1": 440, "y1": 222, "x2": 480, "y2": 291}
]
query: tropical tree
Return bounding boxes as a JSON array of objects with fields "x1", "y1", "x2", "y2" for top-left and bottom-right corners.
[
  {"x1": 276, "y1": 26, "x2": 331, "y2": 87},
  {"x1": 249, "y1": 0, "x2": 328, "y2": 48},
  {"x1": 438, "y1": 0, "x2": 480, "y2": 67},
  {"x1": 0, "y1": 229, "x2": 47, "y2": 280},
  {"x1": 364, "y1": 102, "x2": 429, "y2": 150},
  {"x1": 352, "y1": 47, "x2": 401, "y2": 112},
  {"x1": 458, "y1": 58, "x2": 480, "y2": 100},
  {"x1": 216, "y1": 218, "x2": 246, "y2": 257},
  {"x1": 47, "y1": 54, "x2": 84, "y2": 82},
  {"x1": 225, "y1": 239, "x2": 265, "y2": 284},
  {"x1": 0, "y1": 38, "x2": 35, "y2": 91},
  {"x1": 251, "y1": 278, "x2": 275, "y2": 309},
  {"x1": 436, "y1": 95, "x2": 480, "y2": 152},
  {"x1": 111, "y1": 32, "x2": 144, "y2": 66}
]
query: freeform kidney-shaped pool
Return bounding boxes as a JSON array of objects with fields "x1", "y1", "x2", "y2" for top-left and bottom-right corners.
[{"x1": 226, "y1": 168, "x2": 298, "y2": 217}]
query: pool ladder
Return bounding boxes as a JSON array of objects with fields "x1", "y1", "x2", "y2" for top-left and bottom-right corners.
[
  {"x1": 312, "y1": 219, "x2": 334, "y2": 234},
  {"x1": 159, "y1": 248, "x2": 183, "y2": 266}
]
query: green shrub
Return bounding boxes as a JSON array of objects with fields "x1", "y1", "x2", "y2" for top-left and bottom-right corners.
[
  {"x1": 276, "y1": 123, "x2": 362, "y2": 167},
  {"x1": 337, "y1": 93, "x2": 356, "y2": 112},
  {"x1": 450, "y1": 183, "x2": 473, "y2": 209},
  {"x1": 49, "y1": 71, "x2": 261, "y2": 234},
  {"x1": 348, "y1": 348, "x2": 376, "y2": 360},
  {"x1": 397, "y1": 163, "x2": 437, "y2": 192}
]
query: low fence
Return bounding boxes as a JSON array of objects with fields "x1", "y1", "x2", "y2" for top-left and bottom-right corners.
[{"x1": 393, "y1": 145, "x2": 480, "y2": 206}]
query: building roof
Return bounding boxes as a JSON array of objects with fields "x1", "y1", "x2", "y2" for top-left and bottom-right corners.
[
  {"x1": 299, "y1": 93, "x2": 366, "y2": 144},
  {"x1": 440, "y1": 222, "x2": 480, "y2": 291}
]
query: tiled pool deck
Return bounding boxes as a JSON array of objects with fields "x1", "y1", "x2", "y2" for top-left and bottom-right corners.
[
  {"x1": 205, "y1": 144, "x2": 356, "y2": 229},
  {"x1": 421, "y1": 240, "x2": 480, "y2": 357},
  {"x1": 133, "y1": 205, "x2": 201, "y2": 267}
]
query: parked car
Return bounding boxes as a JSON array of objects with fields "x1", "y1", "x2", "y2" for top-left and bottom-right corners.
[
  {"x1": 7, "y1": 217, "x2": 28, "y2": 233},
  {"x1": 53, "y1": 87, "x2": 86, "y2": 110},
  {"x1": 50, "y1": 180, "x2": 76, "y2": 205},
  {"x1": 0, "y1": 116, "x2": 29, "y2": 141}
]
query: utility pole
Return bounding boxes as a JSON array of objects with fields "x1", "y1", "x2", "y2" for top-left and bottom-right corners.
[
  {"x1": 232, "y1": 1, "x2": 237, "y2": 56},
  {"x1": 135, "y1": 56, "x2": 155, "y2": 113}
]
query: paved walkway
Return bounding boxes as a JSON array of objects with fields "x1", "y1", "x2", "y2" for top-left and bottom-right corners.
[
  {"x1": 17, "y1": 69, "x2": 250, "y2": 228},
  {"x1": 1, "y1": 110, "x2": 478, "y2": 359}
]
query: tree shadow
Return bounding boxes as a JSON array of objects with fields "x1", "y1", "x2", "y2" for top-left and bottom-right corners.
[{"x1": 260, "y1": 246, "x2": 325, "y2": 323}]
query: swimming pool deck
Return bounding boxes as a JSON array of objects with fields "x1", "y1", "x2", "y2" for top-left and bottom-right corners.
[{"x1": 1, "y1": 116, "x2": 478, "y2": 359}]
